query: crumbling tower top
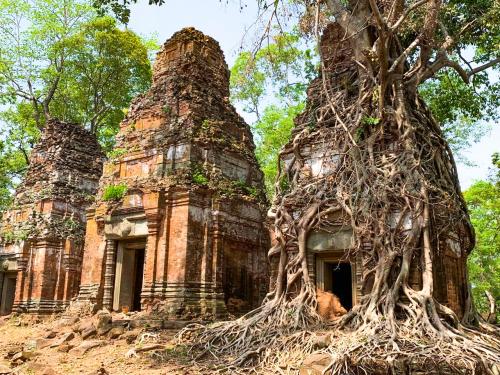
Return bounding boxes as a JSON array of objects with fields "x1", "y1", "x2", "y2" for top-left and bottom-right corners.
[
  {"x1": 152, "y1": 27, "x2": 230, "y2": 98},
  {"x1": 1, "y1": 119, "x2": 104, "y2": 242},
  {"x1": 319, "y1": 23, "x2": 354, "y2": 74},
  {"x1": 15, "y1": 120, "x2": 104, "y2": 207}
]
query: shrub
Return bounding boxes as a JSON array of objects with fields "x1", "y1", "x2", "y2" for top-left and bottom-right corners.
[
  {"x1": 107, "y1": 148, "x2": 127, "y2": 160},
  {"x1": 102, "y1": 183, "x2": 128, "y2": 201},
  {"x1": 191, "y1": 163, "x2": 209, "y2": 185}
]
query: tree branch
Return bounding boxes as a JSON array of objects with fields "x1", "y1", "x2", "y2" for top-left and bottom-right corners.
[
  {"x1": 368, "y1": 0, "x2": 385, "y2": 29},
  {"x1": 467, "y1": 57, "x2": 500, "y2": 78},
  {"x1": 390, "y1": 0, "x2": 429, "y2": 31},
  {"x1": 42, "y1": 57, "x2": 64, "y2": 119},
  {"x1": 406, "y1": 51, "x2": 468, "y2": 89},
  {"x1": 389, "y1": 36, "x2": 421, "y2": 74},
  {"x1": 408, "y1": 53, "x2": 500, "y2": 90}
]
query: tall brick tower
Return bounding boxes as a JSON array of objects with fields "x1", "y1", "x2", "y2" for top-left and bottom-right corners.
[
  {"x1": 271, "y1": 23, "x2": 472, "y2": 319},
  {"x1": 0, "y1": 120, "x2": 104, "y2": 315},
  {"x1": 78, "y1": 28, "x2": 269, "y2": 318}
]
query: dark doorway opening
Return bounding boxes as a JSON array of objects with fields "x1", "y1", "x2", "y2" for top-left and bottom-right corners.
[
  {"x1": 132, "y1": 249, "x2": 145, "y2": 312},
  {"x1": 0, "y1": 273, "x2": 17, "y2": 315},
  {"x1": 329, "y1": 263, "x2": 353, "y2": 310},
  {"x1": 113, "y1": 242, "x2": 146, "y2": 313}
]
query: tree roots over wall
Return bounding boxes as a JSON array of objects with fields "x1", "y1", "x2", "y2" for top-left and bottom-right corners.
[{"x1": 176, "y1": 20, "x2": 500, "y2": 375}]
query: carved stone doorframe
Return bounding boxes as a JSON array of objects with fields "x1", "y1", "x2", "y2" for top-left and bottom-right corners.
[{"x1": 315, "y1": 251, "x2": 359, "y2": 307}]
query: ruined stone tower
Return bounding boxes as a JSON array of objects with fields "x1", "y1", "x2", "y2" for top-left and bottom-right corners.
[
  {"x1": 78, "y1": 28, "x2": 269, "y2": 318},
  {"x1": 0, "y1": 120, "x2": 104, "y2": 315},
  {"x1": 273, "y1": 23, "x2": 471, "y2": 318}
]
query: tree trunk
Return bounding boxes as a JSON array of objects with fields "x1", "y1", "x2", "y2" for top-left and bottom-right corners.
[{"x1": 179, "y1": 16, "x2": 500, "y2": 375}]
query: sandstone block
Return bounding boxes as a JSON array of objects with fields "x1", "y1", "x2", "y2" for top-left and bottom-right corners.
[
  {"x1": 0, "y1": 364, "x2": 11, "y2": 375},
  {"x1": 57, "y1": 343, "x2": 74, "y2": 353},
  {"x1": 122, "y1": 329, "x2": 142, "y2": 344},
  {"x1": 10, "y1": 350, "x2": 38, "y2": 364},
  {"x1": 50, "y1": 332, "x2": 75, "y2": 348},
  {"x1": 34, "y1": 338, "x2": 53, "y2": 349},
  {"x1": 69, "y1": 340, "x2": 103, "y2": 356},
  {"x1": 94, "y1": 309, "x2": 112, "y2": 335},
  {"x1": 299, "y1": 353, "x2": 331, "y2": 375},
  {"x1": 81, "y1": 325, "x2": 97, "y2": 340},
  {"x1": 108, "y1": 326, "x2": 124, "y2": 339}
]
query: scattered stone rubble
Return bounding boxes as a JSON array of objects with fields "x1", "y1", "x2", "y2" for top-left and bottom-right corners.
[{"x1": 0, "y1": 310, "x2": 162, "y2": 375}]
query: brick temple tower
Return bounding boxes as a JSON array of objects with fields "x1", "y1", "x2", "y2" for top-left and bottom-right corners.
[
  {"x1": 78, "y1": 28, "x2": 269, "y2": 318},
  {"x1": 271, "y1": 23, "x2": 471, "y2": 318},
  {"x1": 0, "y1": 120, "x2": 104, "y2": 315}
]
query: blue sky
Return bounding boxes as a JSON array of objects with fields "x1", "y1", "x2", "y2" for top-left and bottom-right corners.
[
  {"x1": 0, "y1": 0, "x2": 495, "y2": 190},
  {"x1": 128, "y1": 0, "x2": 261, "y2": 67},
  {"x1": 127, "y1": 0, "x2": 498, "y2": 190}
]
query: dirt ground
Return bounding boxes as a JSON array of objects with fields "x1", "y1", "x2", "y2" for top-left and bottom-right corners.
[{"x1": 0, "y1": 314, "x2": 198, "y2": 375}]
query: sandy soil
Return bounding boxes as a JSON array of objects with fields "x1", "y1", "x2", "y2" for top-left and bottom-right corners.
[{"x1": 0, "y1": 315, "x2": 196, "y2": 375}]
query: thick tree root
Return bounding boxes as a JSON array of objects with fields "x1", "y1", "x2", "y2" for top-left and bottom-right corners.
[
  {"x1": 173, "y1": 13, "x2": 500, "y2": 375},
  {"x1": 176, "y1": 309, "x2": 500, "y2": 374}
]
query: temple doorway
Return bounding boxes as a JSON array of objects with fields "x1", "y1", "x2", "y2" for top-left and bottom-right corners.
[
  {"x1": 327, "y1": 262, "x2": 353, "y2": 310},
  {"x1": 316, "y1": 255, "x2": 356, "y2": 311},
  {"x1": 0, "y1": 272, "x2": 17, "y2": 315},
  {"x1": 113, "y1": 240, "x2": 146, "y2": 312}
]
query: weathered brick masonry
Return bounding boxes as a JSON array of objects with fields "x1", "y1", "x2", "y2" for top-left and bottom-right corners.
[
  {"x1": 274, "y1": 23, "x2": 470, "y2": 318},
  {"x1": 0, "y1": 120, "x2": 104, "y2": 315},
  {"x1": 78, "y1": 28, "x2": 269, "y2": 318}
]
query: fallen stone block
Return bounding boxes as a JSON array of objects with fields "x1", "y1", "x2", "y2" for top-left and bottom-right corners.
[
  {"x1": 44, "y1": 331, "x2": 57, "y2": 339},
  {"x1": 69, "y1": 340, "x2": 104, "y2": 356},
  {"x1": 3, "y1": 343, "x2": 23, "y2": 359},
  {"x1": 81, "y1": 323, "x2": 97, "y2": 340},
  {"x1": 0, "y1": 364, "x2": 11, "y2": 375},
  {"x1": 57, "y1": 343, "x2": 74, "y2": 353},
  {"x1": 24, "y1": 363, "x2": 60, "y2": 375},
  {"x1": 50, "y1": 332, "x2": 75, "y2": 348},
  {"x1": 299, "y1": 353, "x2": 331, "y2": 375},
  {"x1": 128, "y1": 319, "x2": 163, "y2": 329},
  {"x1": 110, "y1": 319, "x2": 129, "y2": 328},
  {"x1": 95, "y1": 309, "x2": 112, "y2": 336},
  {"x1": 10, "y1": 350, "x2": 38, "y2": 364},
  {"x1": 34, "y1": 338, "x2": 54, "y2": 350},
  {"x1": 162, "y1": 320, "x2": 190, "y2": 330},
  {"x1": 108, "y1": 326, "x2": 124, "y2": 339},
  {"x1": 121, "y1": 329, "x2": 142, "y2": 344}
]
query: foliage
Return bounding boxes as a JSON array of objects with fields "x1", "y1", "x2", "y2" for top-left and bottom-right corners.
[
  {"x1": 0, "y1": 0, "x2": 155, "y2": 213},
  {"x1": 0, "y1": 0, "x2": 95, "y2": 126},
  {"x1": 53, "y1": 16, "x2": 153, "y2": 142},
  {"x1": 407, "y1": 0, "x2": 499, "y2": 155},
  {"x1": 107, "y1": 147, "x2": 128, "y2": 160},
  {"x1": 230, "y1": 52, "x2": 266, "y2": 118},
  {"x1": 0, "y1": 103, "x2": 40, "y2": 213},
  {"x1": 191, "y1": 164, "x2": 208, "y2": 186},
  {"x1": 230, "y1": 30, "x2": 316, "y2": 120},
  {"x1": 230, "y1": 30, "x2": 316, "y2": 199},
  {"x1": 102, "y1": 183, "x2": 128, "y2": 201},
  {"x1": 231, "y1": 179, "x2": 259, "y2": 198},
  {"x1": 464, "y1": 164, "x2": 500, "y2": 320},
  {"x1": 493, "y1": 152, "x2": 500, "y2": 180},
  {"x1": 92, "y1": 0, "x2": 165, "y2": 24},
  {"x1": 419, "y1": 71, "x2": 499, "y2": 155},
  {"x1": 0, "y1": 228, "x2": 28, "y2": 243},
  {"x1": 254, "y1": 104, "x2": 304, "y2": 197}
]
